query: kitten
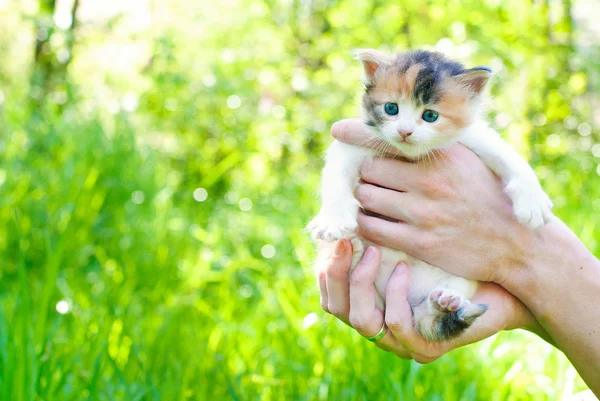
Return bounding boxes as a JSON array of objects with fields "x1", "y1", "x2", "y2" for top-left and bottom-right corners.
[{"x1": 308, "y1": 49, "x2": 553, "y2": 341}]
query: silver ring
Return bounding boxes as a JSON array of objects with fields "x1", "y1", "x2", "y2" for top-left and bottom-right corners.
[{"x1": 365, "y1": 323, "x2": 387, "y2": 342}]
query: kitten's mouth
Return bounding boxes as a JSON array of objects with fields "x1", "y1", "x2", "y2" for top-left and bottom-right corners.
[{"x1": 386, "y1": 139, "x2": 429, "y2": 159}]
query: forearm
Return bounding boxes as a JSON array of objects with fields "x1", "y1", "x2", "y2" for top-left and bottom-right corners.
[{"x1": 504, "y1": 219, "x2": 600, "y2": 394}]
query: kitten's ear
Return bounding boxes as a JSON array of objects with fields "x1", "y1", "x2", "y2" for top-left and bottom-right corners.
[
  {"x1": 353, "y1": 49, "x2": 391, "y2": 80},
  {"x1": 456, "y1": 67, "x2": 492, "y2": 95}
]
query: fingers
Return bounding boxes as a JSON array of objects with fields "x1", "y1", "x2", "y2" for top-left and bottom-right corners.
[
  {"x1": 318, "y1": 270, "x2": 328, "y2": 312},
  {"x1": 348, "y1": 247, "x2": 384, "y2": 337},
  {"x1": 331, "y1": 119, "x2": 377, "y2": 146},
  {"x1": 347, "y1": 246, "x2": 411, "y2": 357},
  {"x1": 384, "y1": 264, "x2": 429, "y2": 352},
  {"x1": 356, "y1": 183, "x2": 418, "y2": 224},
  {"x1": 360, "y1": 158, "x2": 421, "y2": 192},
  {"x1": 331, "y1": 119, "x2": 404, "y2": 158},
  {"x1": 357, "y1": 211, "x2": 426, "y2": 257},
  {"x1": 441, "y1": 282, "x2": 522, "y2": 350},
  {"x1": 384, "y1": 264, "x2": 448, "y2": 363},
  {"x1": 325, "y1": 239, "x2": 353, "y2": 323}
]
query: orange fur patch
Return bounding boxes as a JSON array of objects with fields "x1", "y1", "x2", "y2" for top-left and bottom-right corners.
[
  {"x1": 399, "y1": 63, "x2": 421, "y2": 100},
  {"x1": 371, "y1": 63, "x2": 422, "y2": 101},
  {"x1": 434, "y1": 79, "x2": 474, "y2": 131}
]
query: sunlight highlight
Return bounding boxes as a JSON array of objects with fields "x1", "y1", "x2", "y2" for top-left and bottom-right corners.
[{"x1": 56, "y1": 300, "x2": 69, "y2": 314}]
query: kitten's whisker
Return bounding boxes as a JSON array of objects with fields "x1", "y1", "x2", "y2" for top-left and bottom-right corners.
[
  {"x1": 429, "y1": 147, "x2": 437, "y2": 166},
  {"x1": 437, "y1": 148, "x2": 450, "y2": 166},
  {"x1": 424, "y1": 144, "x2": 432, "y2": 166}
]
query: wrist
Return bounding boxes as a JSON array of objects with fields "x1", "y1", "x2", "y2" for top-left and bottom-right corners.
[{"x1": 501, "y1": 218, "x2": 600, "y2": 320}]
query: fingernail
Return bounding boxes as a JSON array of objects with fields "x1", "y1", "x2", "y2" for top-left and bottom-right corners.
[
  {"x1": 363, "y1": 246, "x2": 376, "y2": 262},
  {"x1": 331, "y1": 121, "x2": 342, "y2": 138},
  {"x1": 395, "y1": 262, "x2": 407, "y2": 273},
  {"x1": 333, "y1": 240, "x2": 346, "y2": 257}
]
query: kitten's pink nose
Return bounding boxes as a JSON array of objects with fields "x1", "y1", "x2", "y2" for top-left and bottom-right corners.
[{"x1": 397, "y1": 128, "x2": 413, "y2": 140}]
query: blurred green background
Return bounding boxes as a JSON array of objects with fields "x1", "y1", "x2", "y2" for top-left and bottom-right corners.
[{"x1": 0, "y1": 0, "x2": 598, "y2": 399}]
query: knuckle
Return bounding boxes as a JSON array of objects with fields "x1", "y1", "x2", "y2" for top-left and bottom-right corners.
[
  {"x1": 411, "y1": 352, "x2": 437, "y2": 364},
  {"x1": 416, "y1": 205, "x2": 443, "y2": 228},
  {"x1": 327, "y1": 264, "x2": 349, "y2": 282},
  {"x1": 328, "y1": 304, "x2": 347, "y2": 320},
  {"x1": 414, "y1": 234, "x2": 436, "y2": 254},
  {"x1": 357, "y1": 220, "x2": 384, "y2": 244},
  {"x1": 356, "y1": 184, "x2": 372, "y2": 207},
  {"x1": 348, "y1": 313, "x2": 367, "y2": 331},
  {"x1": 411, "y1": 354, "x2": 427, "y2": 364},
  {"x1": 360, "y1": 160, "x2": 375, "y2": 178},
  {"x1": 348, "y1": 270, "x2": 367, "y2": 287},
  {"x1": 393, "y1": 351, "x2": 413, "y2": 360},
  {"x1": 384, "y1": 314, "x2": 403, "y2": 334},
  {"x1": 317, "y1": 269, "x2": 327, "y2": 282},
  {"x1": 418, "y1": 174, "x2": 452, "y2": 198}
]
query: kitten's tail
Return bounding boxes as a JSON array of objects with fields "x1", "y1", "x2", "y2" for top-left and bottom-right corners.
[
  {"x1": 413, "y1": 302, "x2": 488, "y2": 342},
  {"x1": 435, "y1": 303, "x2": 488, "y2": 341}
]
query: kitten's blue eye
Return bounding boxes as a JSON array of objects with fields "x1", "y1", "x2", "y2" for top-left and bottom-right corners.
[
  {"x1": 384, "y1": 103, "x2": 399, "y2": 115},
  {"x1": 422, "y1": 110, "x2": 439, "y2": 123}
]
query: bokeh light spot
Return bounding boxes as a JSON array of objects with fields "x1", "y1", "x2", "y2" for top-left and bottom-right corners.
[
  {"x1": 546, "y1": 134, "x2": 561, "y2": 148},
  {"x1": 578, "y1": 122, "x2": 592, "y2": 136},
  {"x1": 56, "y1": 300, "x2": 69, "y2": 314},
  {"x1": 239, "y1": 198, "x2": 253, "y2": 211},
  {"x1": 132, "y1": 190, "x2": 145, "y2": 204},
  {"x1": 261, "y1": 244, "x2": 276, "y2": 258},
  {"x1": 291, "y1": 73, "x2": 309, "y2": 91},
  {"x1": 122, "y1": 92, "x2": 138, "y2": 112},
  {"x1": 54, "y1": 10, "x2": 73, "y2": 30},
  {"x1": 239, "y1": 284, "x2": 253, "y2": 298},
  {"x1": 193, "y1": 188, "x2": 208, "y2": 202},
  {"x1": 272, "y1": 105, "x2": 286, "y2": 119},
  {"x1": 564, "y1": 116, "x2": 577, "y2": 129},
  {"x1": 303, "y1": 312, "x2": 318, "y2": 329},
  {"x1": 202, "y1": 73, "x2": 217, "y2": 87},
  {"x1": 533, "y1": 113, "x2": 547, "y2": 127},
  {"x1": 227, "y1": 95, "x2": 242, "y2": 109},
  {"x1": 225, "y1": 191, "x2": 237, "y2": 204},
  {"x1": 258, "y1": 70, "x2": 275, "y2": 85}
]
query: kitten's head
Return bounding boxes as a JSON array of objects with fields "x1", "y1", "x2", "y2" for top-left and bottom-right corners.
[{"x1": 356, "y1": 49, "x2": 491, "y2": 158}]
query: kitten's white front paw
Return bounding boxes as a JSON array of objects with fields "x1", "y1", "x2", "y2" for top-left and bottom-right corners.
[
  {"x1": 307, "y1": 209, "x2": 358, "y2": 242},
  {"x1": 506, "y1": 180, "x2": 554, "y2": 229}
]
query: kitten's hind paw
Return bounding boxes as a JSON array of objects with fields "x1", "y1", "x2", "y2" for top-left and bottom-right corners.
[
  {"x1": 429, "y1": 289, "x2": 466, "y2": 312},
  {"x1": 420, "y1": 288, "x2": 487, "y2": 341},
  {"x1": 506, "y1": 180, "x2": 554, "y2": 229}
]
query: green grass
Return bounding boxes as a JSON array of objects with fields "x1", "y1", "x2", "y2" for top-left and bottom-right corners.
[
  {"x1": 1, "y1": 0, "x2": 598, "y2": 398},
  {"x1": 0, "y1": 99, "x2": 589, "y2": 400}
]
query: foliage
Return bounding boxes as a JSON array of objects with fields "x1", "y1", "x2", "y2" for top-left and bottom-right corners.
[{"x1": 0, "y1": 0, "x2": 597, "y2": 399}]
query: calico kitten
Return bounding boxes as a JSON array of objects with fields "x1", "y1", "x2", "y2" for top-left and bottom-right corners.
[{"x1": 308, "y1": 49, "x2": 553, "y2": 341}]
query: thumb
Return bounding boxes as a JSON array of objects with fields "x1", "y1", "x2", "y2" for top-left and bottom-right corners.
[{"x1": 384, "y1": 263, "x2": 422, "y2": 347}]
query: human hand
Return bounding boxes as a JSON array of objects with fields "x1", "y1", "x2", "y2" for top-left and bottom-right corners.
[
  {"x1": 317, "y1": 239, "x2": 546, "y2": 362},
  {"x1": 331, "y1": 118, "x2": 542, "y2": 284}
]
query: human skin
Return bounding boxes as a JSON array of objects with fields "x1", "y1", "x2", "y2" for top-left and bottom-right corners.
[
  {"x1": 320, "y1": 118, "x2": 600, "y2": 394},
  {"x1": 318, "y1": 239, "x2": 550, "y2": 363}
]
